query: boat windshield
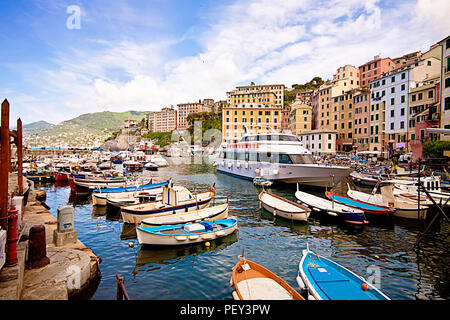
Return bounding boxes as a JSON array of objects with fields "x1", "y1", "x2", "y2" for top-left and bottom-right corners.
[{"x1": 289, "y1": 154, "x2": 315, "y2": 164}]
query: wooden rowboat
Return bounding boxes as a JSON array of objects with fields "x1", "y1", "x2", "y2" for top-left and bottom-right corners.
[
  {"x1": 230, "y1": 249, "x2": 305, "y2": 300},
  {"x1": 258, "y1": 191, "x2": 310, "y2": 222}
]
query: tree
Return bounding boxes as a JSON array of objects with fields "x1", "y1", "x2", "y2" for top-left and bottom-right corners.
[{"x1": 422, "y1": 140, "x2": 450, "y2": 158}]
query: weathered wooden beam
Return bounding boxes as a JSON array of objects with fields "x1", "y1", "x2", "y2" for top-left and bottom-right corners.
[{"x1": 1, "y1": 99, "x2": 10, "y2": 230}]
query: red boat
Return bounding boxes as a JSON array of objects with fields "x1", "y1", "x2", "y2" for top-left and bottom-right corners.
[{"x1": 53, "y1": 171, "x2": 69, "y2": 181}]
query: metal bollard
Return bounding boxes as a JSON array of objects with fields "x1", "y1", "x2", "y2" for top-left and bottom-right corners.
[
  {"x1": 5, "y1": 207, "x2": 18, "y2": 266},
  {"x1": 26, "y1": 225, "x2": 50, "y2": 269}
]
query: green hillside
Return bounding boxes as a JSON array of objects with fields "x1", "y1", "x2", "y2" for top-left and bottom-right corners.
[
  {"x1": 63, "y1": 110, "x2": 148, "y2": 130},
  {"x1": 21, "y1": 120, "x2": 54, "y2": 132}
]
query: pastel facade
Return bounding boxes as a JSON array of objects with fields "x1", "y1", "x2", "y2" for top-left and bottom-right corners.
[
  {"x1": 288, "y1": 100, "x2": 312, "y2": 135},
  {"x1": 370, "y1": 56, "x2": 440, "y2": 153},
  {"x1": 439, "y1": 36, "x2": 450, "y2": 139},
  {"x1": 409, "y1": 76, "x2": 440, "y2": 159},
  {"x1": 298, "y1": 129, "x2": 337, "y2": 155},
  {"x1": 353, "y1": 90, "x2": 371, "y2": 151},
  {"x1": 359, "y1": 55, "x2": 396, "y2": 88},
  {"x1": 150, "y1": 107, "x2": 177, "y2": 133},
  {"x1": 177, "y1": 102, "x2": 205, "y2": 130}
]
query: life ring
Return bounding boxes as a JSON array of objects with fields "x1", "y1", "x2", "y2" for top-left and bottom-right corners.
[{"x1": 208, "y1": 186, "x2": 216, "y2": 195}]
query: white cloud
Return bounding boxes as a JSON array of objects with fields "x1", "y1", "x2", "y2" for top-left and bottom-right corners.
[{"x1": 13, "y1": 0, "x2": 450, "y2": 124}]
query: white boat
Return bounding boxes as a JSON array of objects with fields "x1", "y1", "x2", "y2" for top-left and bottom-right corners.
[
  {"x1": 144, "y1": 162, "x2": 158, "y2": 171},
  {"x1": 380, "y1": 185, "x2": 428, "y2": 220},
  {"x1": 135, "y1": 218, "x2": 237, "y2": 246},
  {"x1": 253, "y1": 177, "x2": 273, "y2": 187},
  {"x1": 295, "y1": 185, "x2": 367, "y2": 225},
  {"x1": 140, "y1": 203, "x2": 229, "y2": 226},
  {"x1": 121, "y1": 185, "x2": 216, "y2": 224},
  {"x1": 214, "y1": 127, "x2": 352, "y2": 187},
  {"x1": 258, "y1": 191, "x2": 310, "y2": 222},
  {"x1": 393, "y1": 176, "x2": 450, "y2": 202},
  {"x1": 346, "y1": 184, "x2": 429, "y2": 220},
  {"x1": 149, "y1": 155, "x2": 169, "y2": 167}
]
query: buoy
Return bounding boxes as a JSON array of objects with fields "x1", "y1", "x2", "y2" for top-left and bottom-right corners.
[
  {"x1": 128, "y1": 242, "x2": 134, "y2": 248},
  {"x1": 205, "y1": 241, "x2": 210, "y2": 247},
  {"x1": 361, "y1": 283, "x2": 369, "y2": 291}
]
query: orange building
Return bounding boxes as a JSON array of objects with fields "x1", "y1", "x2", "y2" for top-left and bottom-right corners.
[{"x1": 177, "y1": 102, "x2": 205, "y2": 130}]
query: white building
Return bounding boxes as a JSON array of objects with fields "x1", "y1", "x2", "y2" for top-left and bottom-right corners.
[
  {"x1": 297, "y1": 129, "x2": 337, "y2": 155},
  {"x1": 369, "y1": 56, "x2": 440, "y2": 151}
]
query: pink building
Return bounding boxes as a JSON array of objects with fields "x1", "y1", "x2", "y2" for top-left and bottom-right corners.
[{"x1": 359, "y1": 55, "x2": 396, "y2": 88}]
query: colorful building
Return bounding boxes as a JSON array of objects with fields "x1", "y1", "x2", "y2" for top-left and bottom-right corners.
[
  {"x1": 358, "y1": 55, "x2": 396, "y2": 88},
  {"x1": 222, "y1": 90, "x2": 281, "y2": 143},
  {"x1": 408, "y1": 75, "x2": 440, "y2": 159},
  {"x1": 149, "y1": 107, "x2": 177, "y2": 133},
  {"x1": 288, "y1": 100, "x2": 312, "y2": 135},
  {"x1": 177, "y1": 102, "x2": 205, "y2": 130},
  {"x1": 353, "y1": 89, "x2": 371, "y2": 152},
  {"x1": 298, "y1": 129, "x2": 337, "y2": 155},
  {"x1": 438, "y1": 35, "x2": 450, "y2": 140}
]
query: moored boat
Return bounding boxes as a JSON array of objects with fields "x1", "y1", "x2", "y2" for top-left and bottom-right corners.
[
  {"x1": 140, "y1": 203, "x2": 229, "y2": 226},
  {"x1": 258, "y1": 191, "x2": 310, "y2": 222},
  {"x1": 325, "y1": 191, "x2": 395, "y2": 219},
  {"x1": 295, "y1": 185, "x2": 367, "y2": 225},
  {"x1": 121, "y1": 184, "x2": 217, "y2": 224},
  {"x1": 230, "y1": 249, "x2": 305, "y2": 300},
  {"x1": 296, "y1": 244, "x2": 390, "y2": 300},
  {"x1": 253, "y1": 177, "x2": 273, "y2": 187},
  {"x1": 135, "y1": 218, "x2": 237, "y2": 246}
]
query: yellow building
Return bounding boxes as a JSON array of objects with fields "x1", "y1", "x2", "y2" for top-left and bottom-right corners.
[
  {"x1": 234, "y1": 84, "x2": 285, "y2": 107},
  {"x1": 222, "y1": 90, "x2": 281, "y2": 143},
  {"x1": 288, "y1": 100, "x2": 312, "y2": 135}
]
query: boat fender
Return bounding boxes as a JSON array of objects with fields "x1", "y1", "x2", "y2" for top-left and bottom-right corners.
[
  {"x1": 236, "y1": 162, "x2": 241, "y2": 168},
  {"x1": 273, "y1": 169, "x2": 279, "y2": 175},
  {"x1": 361, "y1": 283, "x2": 369, "y2": 291},
  {"x1": 245, "y1": 162, "x2": 249, "y2": 169},
  {"x1": 296, "y1": 276, "x2": 306, "y2": 290},
  {"x1": 228, "y1": 162, "x2": 232, "y2": 168},
  {"x1": 308, "y1": 294, "x2": 316, "y2": 300},
  {"x1": 232, "y1": 291, "x2": 240, "y2": 300},
  {"x1": 229, "y1": 277, "x2": 234, "y2": 287},
  {"x1": 273, "y1": 209, "x2": 277, "y2": 216},
  {"x1": 327, "y1": 211, "x2": 338, "y2": 217},
  {"x1": 255, "y1": 168, "x2": 260, "y2": 174},
  {"x1": 221, "y1": 161, "x2": 225, "y2": 166},
  {"x1": 208, "y1": 186, "x2": 216, "y2": 195}
]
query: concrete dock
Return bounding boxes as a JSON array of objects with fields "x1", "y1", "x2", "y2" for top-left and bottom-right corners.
[{"x1": 0, "y1": 180, "x2": 102, "y2": 300}]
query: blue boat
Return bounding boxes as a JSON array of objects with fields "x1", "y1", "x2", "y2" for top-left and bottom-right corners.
[
  {"x1": 92, "y1": 179, "x2": 171, "y2": 194},
  {"x1": 325, "y1": 191, "x2": 395, "y2": 219},
  {"x1": 296, "y1": 245, "x2": 390, "y2": 300},
  {"x1": 135, "y1": 218, "x2": 238, "y2": 246}
]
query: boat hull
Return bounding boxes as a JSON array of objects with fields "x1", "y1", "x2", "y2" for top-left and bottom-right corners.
[
  {"x1": 259, "y1": 192, "x2": 310, "y2": 222},
  {"x1": 136, "y1": 219, "x2": 237, "y2": 246},
  {"x1": 298, "y1": 248, "x2": 390, "y2": 300},
  {"x1": 216, "y1": 161, "x2": 352, "y2": 187},
  {"x1": 141, "y1": 204, "x2": 229, "y2": 226}
]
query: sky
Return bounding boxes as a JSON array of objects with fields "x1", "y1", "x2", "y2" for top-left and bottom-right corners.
[{"x1": 0, "y1": 0, "x2": 449, "y2": 125}]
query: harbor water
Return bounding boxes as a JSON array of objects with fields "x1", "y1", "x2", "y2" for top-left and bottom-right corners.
[{"x1": 38, "y1": 160, "x2": 450, "y2": 300}]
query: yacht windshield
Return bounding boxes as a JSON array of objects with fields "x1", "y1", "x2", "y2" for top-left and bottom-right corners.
[{"x1": 289, "y1": 154, "x2": 315, "y2": 164}]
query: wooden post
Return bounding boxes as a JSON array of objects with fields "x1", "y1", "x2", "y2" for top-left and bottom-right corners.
[
  {"x1": 1, "y1": 99, "x2": 10, "y2": 230},
  {"x1": 17, "y1": 118, "x2": 23, "y2": 195}
]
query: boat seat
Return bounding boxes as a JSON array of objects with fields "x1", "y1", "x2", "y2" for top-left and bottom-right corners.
[{"x1": 236, "y1": 278, "x2": 294, "y2": 300}]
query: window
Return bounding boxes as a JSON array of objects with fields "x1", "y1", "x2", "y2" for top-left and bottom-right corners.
[
  {"x1": 391, "y1": 76, "x2": 396, "y2": 83},
  {"x1": 428, "y1": 90, "x2": 434, "y2": 98},
  {"x1": 445, "y1": 78, "x2": 450, "y2": 88},
  {"x1": 412, "y1": 94, "x2": 416, "y2": 102},
  {"x1": 390, "y1": 123, "x2": 394, "y2": 130},
  {"x1": 391, "y1": 87, "x2": 395, "y2": 94},
  {"x1": 418, "y1": 93, "x2": 423, "y2": 100},
  {"x1": 391, "y1": 98, "x2": 395, "y2": 105},
  {"x1": 401, "y1": 73, "x2": 406, "y2": 80},
  {"x1": 445, "y1": 97, "x2": 450, "y2": 110},
  {"x1": 401, "y1": 95, "x2": 405, "y2": 103},
  {"x1": 400, "y1": 121, "x2": 404, "y2": 129},
  {"x1": 391, "y1": 110, "x2": 394, "y2": 117}
]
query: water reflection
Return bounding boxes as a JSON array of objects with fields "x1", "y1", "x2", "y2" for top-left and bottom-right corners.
[
  {"x1": 132, "y1": 232, "x2": 238, "y2": 278},
  {"x1": 34, "y1": 160, "x2": 450, "y2": 300}
]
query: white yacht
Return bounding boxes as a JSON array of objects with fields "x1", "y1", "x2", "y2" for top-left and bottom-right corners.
[{"x1": 214, "y1": 130, "x2": 352, "y2": 187}]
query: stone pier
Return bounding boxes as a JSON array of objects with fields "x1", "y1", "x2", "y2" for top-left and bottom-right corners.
[{"x1": 0, "y1": 178, "x2": 102, "y2": 300}]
